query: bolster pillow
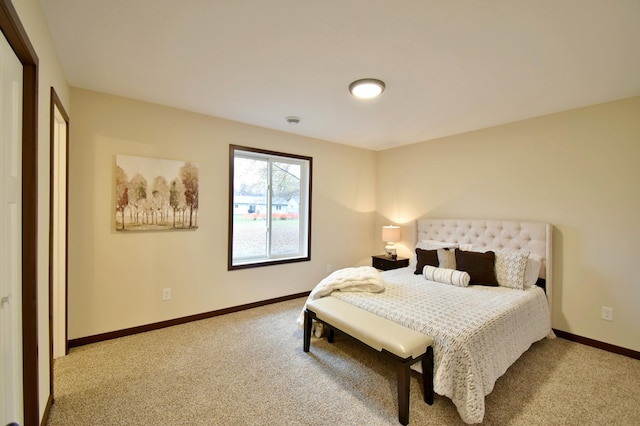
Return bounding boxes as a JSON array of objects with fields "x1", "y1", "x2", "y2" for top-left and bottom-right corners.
[{"x1": 423, "y1": 265, "x2": 470, "y2": 287}]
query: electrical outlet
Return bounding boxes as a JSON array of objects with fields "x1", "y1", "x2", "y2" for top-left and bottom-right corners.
[
  {"x1": 326, "y1": 264, "x2": 332, "y2": 273},
  {"x1": 601, "y1": 306, "x2": 613, "y2": 321},
  {"x1": 162, "y1": 288, "x2": 171, "y2": 301}
]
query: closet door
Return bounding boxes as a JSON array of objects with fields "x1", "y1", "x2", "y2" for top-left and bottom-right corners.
[{"x1": 0, "y1": 28, "x2": 24, "y2": 426}]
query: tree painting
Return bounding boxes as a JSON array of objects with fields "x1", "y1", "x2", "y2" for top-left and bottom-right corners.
[{"x1": 115, "y1": 155, "x2": 199, "y2": 231}]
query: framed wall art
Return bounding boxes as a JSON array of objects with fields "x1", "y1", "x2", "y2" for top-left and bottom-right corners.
[{"x1": 115, "y1": 155, "x2": 199, "y2": 231}]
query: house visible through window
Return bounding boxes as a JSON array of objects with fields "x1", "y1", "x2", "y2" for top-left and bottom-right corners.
[{"x1": 229, "y1": 145, "x2": 312, "y2": 269}]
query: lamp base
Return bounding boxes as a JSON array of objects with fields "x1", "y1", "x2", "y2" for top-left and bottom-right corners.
[{"x1": 384, "y1": 245, "x2": 397, "y2": 259}]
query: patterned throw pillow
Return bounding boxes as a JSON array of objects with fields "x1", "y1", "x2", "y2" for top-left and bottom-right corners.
[{"x1": 495, "y1": 249, "x2": 530, "y2": 289}]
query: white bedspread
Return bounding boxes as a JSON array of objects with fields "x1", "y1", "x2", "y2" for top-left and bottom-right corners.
[
  {"x1": 296, "y1": 266, "x2": 385, "y2": 326},
  {"x1": 331, "y1": 267, "x2": 552, "y2": 424}
]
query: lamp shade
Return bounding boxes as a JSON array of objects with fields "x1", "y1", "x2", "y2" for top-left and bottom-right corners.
[{"x1": 382, "y1": 225, "x2": 401, "y2": 243}]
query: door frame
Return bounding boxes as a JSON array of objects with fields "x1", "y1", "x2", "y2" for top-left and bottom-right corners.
[
  {"x1": 49, "y1": 87, "x2": 69, "y2": 396},
  {"x1": 1, "y1": 1, "x2": 40, "y2": 424}
]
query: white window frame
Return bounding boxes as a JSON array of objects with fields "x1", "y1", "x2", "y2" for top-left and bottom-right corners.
[{"x1": 228, "y1": 145, "x2": 312, "y2": 270}]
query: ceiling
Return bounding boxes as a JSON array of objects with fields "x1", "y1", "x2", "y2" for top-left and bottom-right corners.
[{"x1": 41, "y1": 0, "x2": 640, "y2": 151}]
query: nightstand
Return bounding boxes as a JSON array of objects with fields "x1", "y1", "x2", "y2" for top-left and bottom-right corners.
[{"x1": 372, "y1": 255, "x2": 409, "y2": 271}]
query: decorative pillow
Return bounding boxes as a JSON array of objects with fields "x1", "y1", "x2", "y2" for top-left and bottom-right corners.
[
  {"x1": 523, "y1": 253, "x2": 543, "y2": 288},
  {"x1": 414, "y1": 248, "x2": 439, "y2": 275},
  {"x1": 454, "y1": 250, "x2": 499, "y2": 286},
  {"x1": 437, "y1": 248, "x2": 456, "y2": 269},
  {"x1": 423, "y1": 265, "x2": 470, "y2": 287},
  {"x1": 458, "y1": 243, "x2": 474, "y2": 251},
  {"x1": 419, "y1": 239, "x2": 458, "y2": 249},
  {"x1": 445, "y1": 244, "x2": 485, "y2": 269},
  {"x1": 411, "y1": 240, "x2": 458, "y2": 268},
  {"x1": 495, "y1": 249, "x2": 529, "y2": 289}
]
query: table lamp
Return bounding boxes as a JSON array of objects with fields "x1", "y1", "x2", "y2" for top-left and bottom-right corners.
[{"x1": 382, "y1": 225, "x2": 401, "y2": 259}]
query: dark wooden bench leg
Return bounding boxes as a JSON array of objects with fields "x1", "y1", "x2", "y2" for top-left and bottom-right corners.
[
  {"x1": 422, "y1": 346, "x2": 434, "y2": 405},
  {"x1": 397, "y1": 363, "x2": 410, "y2": 425},
  {"x1": 303, "y1": 310, "x2": 312, "y2": 352}
]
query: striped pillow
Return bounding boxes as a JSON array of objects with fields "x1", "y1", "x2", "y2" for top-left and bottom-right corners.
[{"x1": 423, "y1": 265, "x2": 470, "y2": 287}]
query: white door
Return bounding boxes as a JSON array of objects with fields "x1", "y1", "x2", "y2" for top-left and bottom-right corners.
[
  {"x1": 53, "y1": 105, "x2": 67, "y2": 359},
  {"x1": 1, "y1": 30, "x2": 24, "y2": 425}
]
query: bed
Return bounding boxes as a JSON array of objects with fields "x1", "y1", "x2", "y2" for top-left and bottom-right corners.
[{"x1": 305, "y1": 218, "x2": 554, "y2": 424}]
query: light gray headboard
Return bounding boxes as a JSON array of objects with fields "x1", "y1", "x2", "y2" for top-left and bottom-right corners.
[{"x1": 416, "y1": 218, "x2": 553, "y2": 307}]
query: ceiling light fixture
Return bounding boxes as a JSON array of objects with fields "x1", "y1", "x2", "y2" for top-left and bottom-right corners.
[{"x1": 349, "y1": 78, "x2": 385, "y2": 99}]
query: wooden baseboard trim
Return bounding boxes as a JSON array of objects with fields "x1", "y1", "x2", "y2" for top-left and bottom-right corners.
[
  {"x1": 69, "y1": 291, "x2": 310, "y2": 348},
  {"x1": 40, "y1": 394, "x2": 52, "y2": 426},
  {"x1": 553, "y1": 329, "x2": 639, "y2": 360}
]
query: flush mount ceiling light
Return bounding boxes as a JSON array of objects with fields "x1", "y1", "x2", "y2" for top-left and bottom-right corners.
[{"x1": 349, "y1": 78, "x2": 385, "y2": 99}]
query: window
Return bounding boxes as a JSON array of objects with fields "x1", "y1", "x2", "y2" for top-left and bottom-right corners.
[{"x1": 228, "y1": 145, "x2": 312, "y2": 269}]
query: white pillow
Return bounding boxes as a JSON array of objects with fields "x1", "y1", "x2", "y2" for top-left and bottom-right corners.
[
  {"x1": 523, "y1": 253, "x2": 543, "y2": 288},
  {"x1": 418, "y1": 239, "x2": 458, "y2": 249},
  {"x1": 436, "y1": 248, "x2": 456, "y2": 269},
  {"x1": 411, "y1": 240, "x2": 458, "y2": 268},
  {"x1": 423, "y1": 265, "x2": 470, "y2": 287},
  {"x1": 495, "y1": 249, "x2": 529, "y2": 289}
]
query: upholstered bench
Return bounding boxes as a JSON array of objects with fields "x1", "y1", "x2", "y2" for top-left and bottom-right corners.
[{"x1": 303, "y1": 297, "x2": 434, "y2": 425}]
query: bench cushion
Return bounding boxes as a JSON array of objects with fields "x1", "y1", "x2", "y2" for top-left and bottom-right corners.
[{"x1": 306, "y1": 297, "x2": 433, "y2": 359}]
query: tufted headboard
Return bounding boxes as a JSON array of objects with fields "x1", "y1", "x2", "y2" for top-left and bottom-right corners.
[{"x1": 416, "y1": 219, "x2": 552, "y2": 307}]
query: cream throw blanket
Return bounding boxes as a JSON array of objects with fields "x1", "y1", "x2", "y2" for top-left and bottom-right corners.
[{"x1": 296, "y1": 266, "x2": 385, "y2": 326}]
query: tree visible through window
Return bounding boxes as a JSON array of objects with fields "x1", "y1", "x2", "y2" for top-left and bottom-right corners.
[{"x1": 229, "y1": 145, "x2": 312, "y2": 269}]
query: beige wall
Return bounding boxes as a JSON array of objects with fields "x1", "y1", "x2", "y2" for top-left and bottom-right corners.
[
  {"x1": 10, "y1": 1, "x2": 638, "y2": 421},
  {"x1": 13, "y1": 0, "x2": 71, "y2": 421},
  {"x1": 376, "y1": 96, "x2": 640, "y2": 352},
  {"x1": 69, "y1": 91, "x2": 640, "y2": 352},
  {"x1": 68, "y1": 88, "x2": 377, "y2": 339}
]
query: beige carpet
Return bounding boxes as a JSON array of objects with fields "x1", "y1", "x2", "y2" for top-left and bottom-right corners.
[{"x1": 48, "y1": 297, "x2": 640, "y2": 425}]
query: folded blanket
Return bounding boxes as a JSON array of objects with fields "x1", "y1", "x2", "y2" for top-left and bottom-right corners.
[{"x1": 296, "y1": 266, "x2": 385, "y2": 326}]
